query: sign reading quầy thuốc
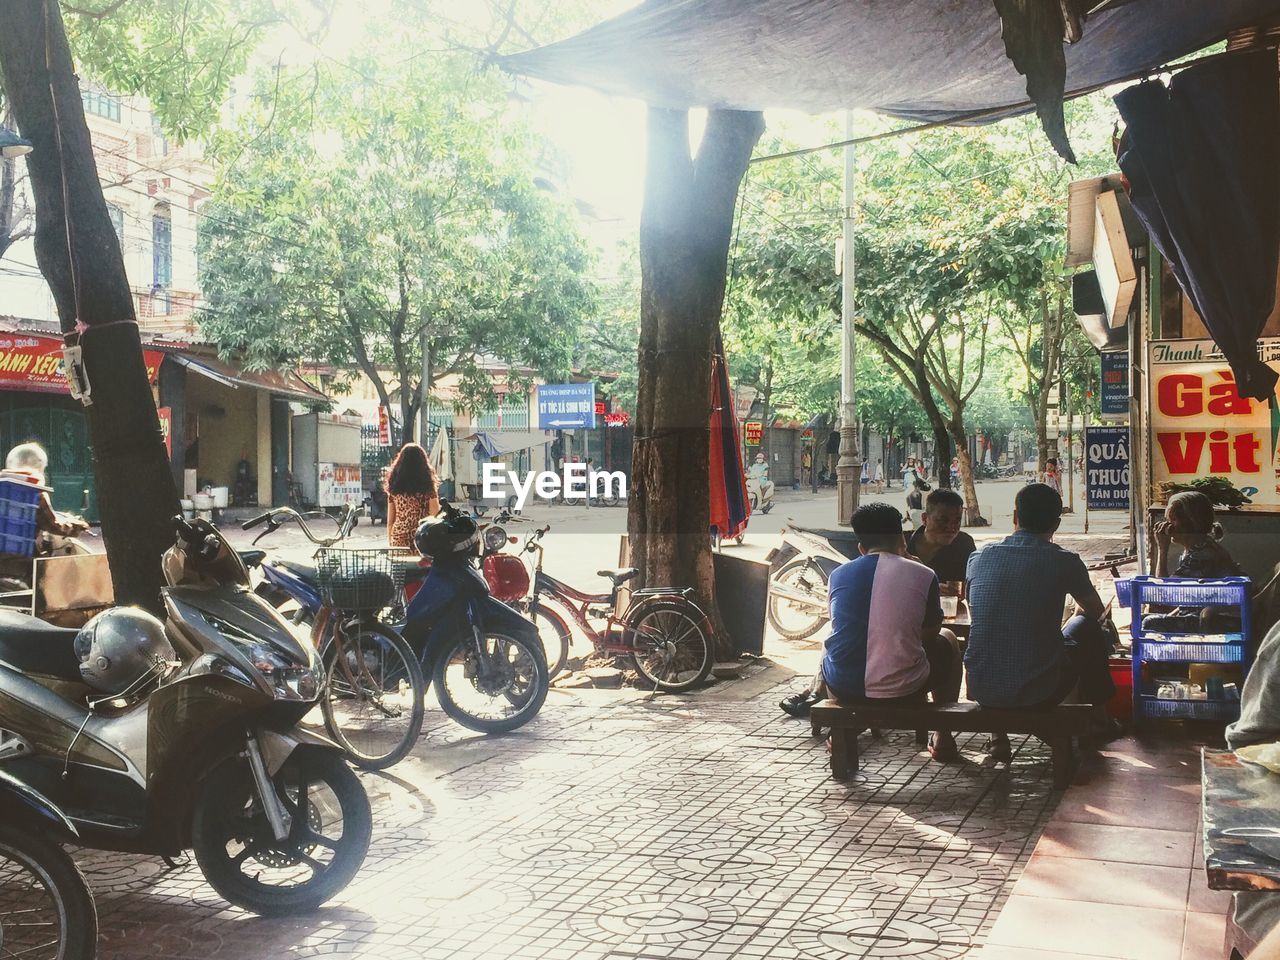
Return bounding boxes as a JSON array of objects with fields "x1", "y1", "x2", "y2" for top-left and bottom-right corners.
[
  {"x1": 1148, "y1": 338, "x2": 1280, "y2": 505},
  {"x1": 1085, "y1": 425, "x2": 1129, "y2": 511}
]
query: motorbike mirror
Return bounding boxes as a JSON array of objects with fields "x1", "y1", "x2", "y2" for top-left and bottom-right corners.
[{"x1": 509, "y1": 536, "x2": 518, "y2": 544}]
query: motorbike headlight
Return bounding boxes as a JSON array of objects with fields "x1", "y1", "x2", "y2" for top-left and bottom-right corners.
[
  {"x1": 207, "y1": 616, "x2": 321, "y2": 701},
  {"x1": 483, "y1": 525, "x2": 508, "y2": 552}
]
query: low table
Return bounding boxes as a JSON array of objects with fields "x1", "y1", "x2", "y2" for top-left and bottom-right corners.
[{"x1": 1203, "y1": 748, "x2": 1280, "y2": 891}]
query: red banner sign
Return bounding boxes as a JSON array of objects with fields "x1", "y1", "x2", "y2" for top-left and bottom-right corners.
[
  {"x1": 158, "y1": 406, "x2": 172, "y2": 456},
  {"x1": 604, "y1": 411, "x2": 630, "y2": 427},
  {"x1": 0, "y1": 335, "x2": 164, "y2": 393},
  {"x1": 377, "y1": 406, "x2": 392, "y2": 446},
  {"x1": 744, "y1": 420, "x2": 763, "y2": 445},
  {"x1": 594, "y1": 399, "x2": 607, "y2": 416}
]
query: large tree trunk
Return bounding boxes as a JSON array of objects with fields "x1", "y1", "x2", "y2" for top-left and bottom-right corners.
[
  {"x1": 0, "y1": 0, "x2": 178, "y2": 611},
  {"x1": 947, "y1": 417, "x2": 987, "y2": 525},
  {"x1": 628, "y1": 107, "x2": 763, "y2": 658}
]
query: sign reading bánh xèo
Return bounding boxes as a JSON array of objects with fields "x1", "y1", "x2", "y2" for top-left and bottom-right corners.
[{"x1": 1148, "y1": 338, "x2": 1280, "y2": 505}]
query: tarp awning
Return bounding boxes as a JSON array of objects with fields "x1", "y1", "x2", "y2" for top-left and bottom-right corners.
[
  {"x1": 462, "y1": 430, "x2": 552, "y2": 457},
  {"x1": 500, "y1": 0, "x2": 1280, "y2": 123},
  {"x1": 168, "y1": 351, "x2": 327, "y2": 403}
]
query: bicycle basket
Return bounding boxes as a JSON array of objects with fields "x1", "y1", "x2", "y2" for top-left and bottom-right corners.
[{"x1": 313, "y1": 548, "x2": 408, "y2": 611}]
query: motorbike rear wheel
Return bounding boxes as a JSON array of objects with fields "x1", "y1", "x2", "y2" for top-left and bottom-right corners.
[
  {"x1": 767, "y1": 559, "x2": 829, "y2": 641},
  {"x1": 192, "y1": 749, "x2": 371, "y2": 916},
  {"x1": 0, "y1": 824, "x2": 96, "y2": 960},
  {"x1": 433, "y1": 631, "x2": 549, "y2": 733}
]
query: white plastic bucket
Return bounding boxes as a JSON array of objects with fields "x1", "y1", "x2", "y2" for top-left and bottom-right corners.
[
  {"x1": 193, "y1": 493, "x2": 214, "y2": 510},
  {"x1": 180, "y1": 499, "x2": 194, "y2": 520},
  {"x1": 210, "y1": 487, "x2": 229, "y2": 509},
  {"x1": 196, "y1": 509, "x2": 213, "y2": 522}
]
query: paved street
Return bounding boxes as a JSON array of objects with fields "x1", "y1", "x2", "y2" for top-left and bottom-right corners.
[{"x1": 84, "y1": 671, "x2": 1066, "y2": 960}]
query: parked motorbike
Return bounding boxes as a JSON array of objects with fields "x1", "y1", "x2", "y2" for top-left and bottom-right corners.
[
  {"x1": 0, "y1": 769, "x2": 97, "y2": 960},
  {"x1": 400, "y1": 501, "x2": 548, "y2": 734},
  {"x1": 746, "y1": 473, "x2": 775, "y2": 515},
  {"x1": 765, "y1": 521, "x2": 860, "y2": 639},
  {"x1": 0, "y1": 515, "x2": 371, "y2": 917}
]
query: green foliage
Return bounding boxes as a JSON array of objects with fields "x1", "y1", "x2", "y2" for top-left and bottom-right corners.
[{"x1": 197, "y1": 52, "x2": 596, "y2": 428}]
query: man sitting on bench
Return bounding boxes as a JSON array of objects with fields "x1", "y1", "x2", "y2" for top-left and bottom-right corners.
[
  {"x1": 965, "y1": 482, "x2": 1117, "y2": 764},
  {"x1": 796, "y1": 502, "x2": 963, "y2": 761}
]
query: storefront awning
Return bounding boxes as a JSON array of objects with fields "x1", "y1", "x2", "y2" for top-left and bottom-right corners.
[
  {"x1": 167, "y1": 351, "x2": 328, "y2": 403},
  {"x1": 500, "y1": 1, "x2": 1280, "y2": 124},
  {"x1": 463, "y1": 430, "x2": 552, "y2": 457}
]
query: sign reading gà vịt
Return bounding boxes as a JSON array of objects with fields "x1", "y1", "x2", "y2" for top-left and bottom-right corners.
[{"x1": 1148, "y1": 338, "x2": 1280, "y2": 504}]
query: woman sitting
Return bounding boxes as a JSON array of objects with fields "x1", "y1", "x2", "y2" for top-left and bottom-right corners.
[
  {"x1": 386, "y1": 443, "x2": 440, "y2": 550},
  {"x1": 1150, "y1": 490, "x2": 1242, "y2": 633}
]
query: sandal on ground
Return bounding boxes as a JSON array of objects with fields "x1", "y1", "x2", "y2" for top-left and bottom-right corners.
[
  {"x1": 780, "y1": 691, "x2": 821, "y2": 717},
  {"x1": 984, "y1": 735, "x2": 1013, "y2": 765},
  {"x1": 928, "y1": 732, "x2": 959, "y2": 763}
]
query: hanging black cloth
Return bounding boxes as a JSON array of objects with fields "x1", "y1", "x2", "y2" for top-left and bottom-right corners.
[{"x1": 1114, "y1": 49, "x2": 1280, "y2": 401}]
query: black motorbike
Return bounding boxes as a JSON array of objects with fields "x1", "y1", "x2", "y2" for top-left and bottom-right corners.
[{"x1": 0, "y1": 516, "x2": 371, "y2": 919}]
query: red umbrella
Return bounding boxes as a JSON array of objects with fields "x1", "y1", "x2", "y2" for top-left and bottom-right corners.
[{"x1": 710, "y1": 333, "x2": 750, "y2": 540}]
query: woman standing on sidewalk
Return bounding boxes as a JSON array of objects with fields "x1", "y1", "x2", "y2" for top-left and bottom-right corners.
[{"x1": 386, "y1": 442, "x2": 440, "y2": 549}]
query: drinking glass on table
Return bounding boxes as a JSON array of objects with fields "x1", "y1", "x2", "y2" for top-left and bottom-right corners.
[{"x1": 940, "y1": 581, "x2": 963, "y2": 618}]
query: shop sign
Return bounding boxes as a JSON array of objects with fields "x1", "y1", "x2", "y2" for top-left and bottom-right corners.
[
  {"x1": 1085, "y1": 425, "x2": 1129, "y2": 511},
  {"x1": 604, "y1": 411, "x2": 630, "y2": 427},
  {"x1": 1148, "y1": 338, "x2": 1280, "y2": 504},
  {"x1": 1100, "y1": 352, "x2": 1129, "y2": 420},
  {"x1": 594, "y1": 400, "x2": 606, "y2": 417},
  {"x1": 744, "y1": 420, "x2": 763, "y2": 446},
  {"x1": 158, "y1": 406, "x2": 172, "y2": 457},
  {"x1": 536, "y1": 382, "x2": 595, "y2": 429},
  {"x1": 0, "y1": 335, "x2": 164, "y2": 393},
  {"x1": 317, "y1": 462, "x2": 362, "y2": 508},
  {"x1": 377, "y1": 406, "x2": 392, "y2": 446}
]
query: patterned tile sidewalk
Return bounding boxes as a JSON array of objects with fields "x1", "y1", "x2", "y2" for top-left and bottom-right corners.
[{"x1": 82, "y1": 676, "x2": 1072, "y2": 960}]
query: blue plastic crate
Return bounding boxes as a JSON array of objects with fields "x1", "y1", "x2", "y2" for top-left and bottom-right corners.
[
  {"x1": 1132, "y1": 638, "x2": 1247, "y2": 663},
  {"x1": 1135, "y1": 696, "x2": 1240, "y2": 722},
  {"x1": 1115, "y1": 578, "x2": 1133, "y2": 608},
  {"x1": 0, "y1": 477, "x2": 42, "y2": 558},
  {"x1": 1131, "y1": 576, "x2": 1250, "y2": 608}
]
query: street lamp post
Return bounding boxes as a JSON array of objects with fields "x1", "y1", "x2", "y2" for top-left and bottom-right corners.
[{"x1": 836, "y1": 111, "x2": 861, "y2": 524}]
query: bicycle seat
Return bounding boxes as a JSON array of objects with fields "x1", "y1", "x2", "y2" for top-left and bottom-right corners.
[
  {"x1": 0, "y1": 609, "x2": 82, "y2": 680},
  {"x1": 237, "y1": 549, "x2": 266, "y2": 568},
  {"x1": 597, "y1": 567, "x2": 639, "y2": 586}
]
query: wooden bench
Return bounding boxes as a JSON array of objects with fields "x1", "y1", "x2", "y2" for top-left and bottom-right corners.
[{"x1": 809, "y1": 700, "x2": 1096, "y2": 789}]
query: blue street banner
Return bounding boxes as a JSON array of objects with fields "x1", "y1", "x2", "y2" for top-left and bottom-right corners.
[
  {"x1": 1100, "y1": 352, "x2": 1129, "y2": 420},
  {"x1": 536, "y1": 382, "x2": 596, "y2": 429},
  {"x1": 1085, "y1": 425, "x2": 1130, "y2": 511}
]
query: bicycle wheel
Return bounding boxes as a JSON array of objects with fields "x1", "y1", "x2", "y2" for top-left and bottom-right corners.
[
  {"x1": 628, "y1": 600, "x2": 713, "y2": 692},
  {"x1": 767, "y1": 559, "x2": 829, "y2": 640},
  {"x1": 0, "y1": 824, "x2": 96, "y2": 960},
  {"x1": 320, "y1": 620, "x2": 425, "y2": 769},
  {"x1": 525, "y1": 603, "x2": 571, "y2": 680},
  {"x1": 433, "y1": 631, "x2": 549, "y2": 733}
]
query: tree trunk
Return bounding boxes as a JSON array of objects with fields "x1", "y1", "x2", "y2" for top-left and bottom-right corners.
[
  {"x1": 628, "y1": 107, "x2": 763, "y2": 660},
  {"x1": 0, "y1": 0, "x2": 178, "y2": 611},
  {"x1": 948, "y1": 418, "x2": 987, "y2": 525}
]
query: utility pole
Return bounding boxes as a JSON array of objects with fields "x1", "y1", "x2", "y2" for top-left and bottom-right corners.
[
  {"x1": 837, "y1": 110, "x2": 862, "y2": 524},
  {"x1": 419, "y1": 329, "x2": 430, "y2": 449}
]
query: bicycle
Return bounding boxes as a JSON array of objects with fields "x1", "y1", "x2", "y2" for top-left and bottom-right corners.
[
  {"x1": 242, "y1": 506, "x2": 425, "y2": 770},
  {"x1": 516, "y1": 525, "x2": 715, "y2": 690}
]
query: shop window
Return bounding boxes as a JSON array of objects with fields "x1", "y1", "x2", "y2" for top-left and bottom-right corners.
[{"x1": 81, "y1": 86, "x2": 121, "y2": 123}]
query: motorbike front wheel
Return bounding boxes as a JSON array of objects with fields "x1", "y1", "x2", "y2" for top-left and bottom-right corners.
[
  {"x1": 767, "y1": 559, "x2": 829, "y2": 641},
  {"x1": 192, "y1": 748, "x2": 371, "y2": 916},
  {"x1": 0, "y1": 824, "x2": 97, "y2": 960},
  {"x1": 433, "y1": 632, "x2": 549, "y2": 734}
]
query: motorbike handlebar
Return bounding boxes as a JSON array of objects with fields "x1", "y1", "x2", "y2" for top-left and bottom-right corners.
[{"x1": 242, "y1": 512, "x2": 273, "y2": 531}]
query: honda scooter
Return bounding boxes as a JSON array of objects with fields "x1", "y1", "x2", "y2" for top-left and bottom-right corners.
[
  {"x1": 0, "y1": 516, "x2": 371, "y2": 917},
  {"x1": 765, "y1": 521, "x2": 860, "y2": 640}
]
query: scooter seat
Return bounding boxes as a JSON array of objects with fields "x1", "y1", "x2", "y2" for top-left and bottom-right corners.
[
  {"x1": 276, "y1": 558, "x2": 319, "y2": 582},
  {"x1": 238, "y1": 549, "x2": 266, "y2": 568},
  {"x1": 786, "y1": 522, "x2": 861, "y2": 542},
  {"x1": 0, "y1": 610, "x2": 82, "y2": 680},
  {"x1": 597, "y1": 567, "x2": 639, "y2": 586}
]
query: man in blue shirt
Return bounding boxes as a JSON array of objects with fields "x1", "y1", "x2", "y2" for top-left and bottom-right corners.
[{"x1": 965, "y1": 483, "x2": 1115, "y2": 762}]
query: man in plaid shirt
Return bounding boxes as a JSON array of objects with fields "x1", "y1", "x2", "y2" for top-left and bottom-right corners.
[{"x1": 965, "y1": 483, "x2": 1116, "y2": 763}]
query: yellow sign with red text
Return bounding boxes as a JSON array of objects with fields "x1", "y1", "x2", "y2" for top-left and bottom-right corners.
[{"x1": 1148, "y1": 339, "x2": 1280, "y2": 504}]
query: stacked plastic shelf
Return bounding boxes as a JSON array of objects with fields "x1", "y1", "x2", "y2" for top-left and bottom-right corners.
[
  {"x1": 0, "y1": 476, "x2": 42, "y2": 557},
  {"x1": 1122, "y1": 576, "x2": 1251, "y2": 723}
]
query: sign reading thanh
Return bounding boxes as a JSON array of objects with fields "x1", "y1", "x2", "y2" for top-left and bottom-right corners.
[{"x1": 1148, "y1": 338, "x2": 1280, "y2": 505}]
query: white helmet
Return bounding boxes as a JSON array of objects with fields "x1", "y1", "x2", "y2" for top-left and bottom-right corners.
[{"x1": 74, "y1": 607, "x2": 176, "y2": 695}]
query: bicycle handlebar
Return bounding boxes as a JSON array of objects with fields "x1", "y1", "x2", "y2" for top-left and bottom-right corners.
[
  {"x1": 246, "y1": 505, "x2": 361, "y2": 547},
  {"x1": 242, "y1": 512, "x2": 272, "y2": 530}
]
